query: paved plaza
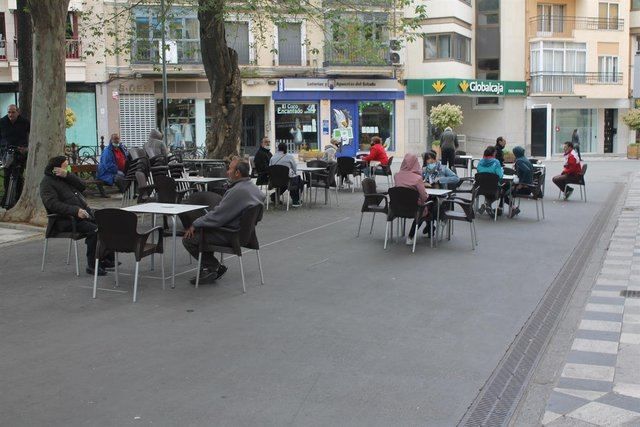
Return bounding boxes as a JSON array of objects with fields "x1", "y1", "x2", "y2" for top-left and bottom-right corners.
[{"x1": 1, "y1": 159, "x2": 640, "y2": 426}]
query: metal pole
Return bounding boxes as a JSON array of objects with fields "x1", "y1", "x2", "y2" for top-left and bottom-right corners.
[{"x1": 161, "y1": 0, "x2": 169, "y2": 148}]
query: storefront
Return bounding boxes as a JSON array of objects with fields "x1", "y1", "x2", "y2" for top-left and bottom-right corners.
[
  {"x1": 405, "y1": 78, "x2": 527, "y2": 156},
  {"x1": 272, "y1": 78, "x2": 405, "y2": 157}
]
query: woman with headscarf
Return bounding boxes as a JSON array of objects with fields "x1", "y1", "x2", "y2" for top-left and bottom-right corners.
[{"x1": 394, "y1": 153, "x2": 430, "y2": 245}]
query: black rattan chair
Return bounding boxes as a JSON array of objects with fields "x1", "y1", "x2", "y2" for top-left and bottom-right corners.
[
  {"x1": 307, "y1": 161, "x2": 339, "y2": 206},
  {"x1": 337, "y1": 157, "x2": 361, "y2": 192},
  {"x1": 384, "y1": 187, "x2": 432, "y2": 253},
  {"x1": 267, "y1": 165, "x2": 291, "y2": 210},
  {"x1": 473, "y1": 172, "x2": 501, "y2": 221},
  {"x1": 92, "y1": 209, "x2": 164, "y2": 303},
  {"x1": 41, "y1": 213, "x2": 91, "y2": 276},
  {"x1": 439, "y1": 188, "x2": 478, "y2": 250},
  {"x1": 357, "y1": 178, "x2": 388, "y2": 237},
  {"x1": 194, "y1": 204, "x2": 265, "y2": 292},
  {"x1": 373, "y1": 156, "x2": 394, "y2": 187}
]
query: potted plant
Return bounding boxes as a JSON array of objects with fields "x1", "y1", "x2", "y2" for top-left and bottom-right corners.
[
  {"x1": 503, "y1": 148, "x2": 515, "y2": 163},
  {"x1": 621, "y1": 109, "x2": 640, "y2": 159},
  {"x1": 429, "y1": 103, "x2": 464, "y2": 140}
]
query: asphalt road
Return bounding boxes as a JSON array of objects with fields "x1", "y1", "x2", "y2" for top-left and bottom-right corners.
[{"x1": 0, "y1": 159, "x2": 637, "y2": 426}]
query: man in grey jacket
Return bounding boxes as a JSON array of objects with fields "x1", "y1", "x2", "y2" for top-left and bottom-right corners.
[
  {"x1": 182, "y1": 158, "x2": 265, "y2": 284},
  {"x1": 439, "y1": 126, "x2": 458, "y2": 170}
]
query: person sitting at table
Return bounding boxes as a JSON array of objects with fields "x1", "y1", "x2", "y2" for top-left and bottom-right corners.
[
  {"x1": 506, "y1": 146, "x2": 534, "y2": 218},
  {"x1": 182, "y1": 158, "x2": 265, "y2": 284},
  {"x1": 552, "y1": 141, "x2": 582, "y2": 200},
  {"x1": 269, "y1": 142, "x2": 303, "y2": 208},
  {"x1": 362, "y1": 136, "x2": 389, "y2": 176},
  {"x1": 323, "y1": 138, "x2": 338, "y2": 163},
  {"x1": 495, "y1": 136, "x2": 507, "y2": 167},
  {"x1": 40, "y1": 156, "x2": 115, "y2": 276},
  {"x1": 422, "y1": 151, "x2": 460, "y2": 189},
  {"x1": 97, "y1": 133, "x2": 129, "y2": 193},
  {"x1": 476, "y1": 145, "x2": 505, "y2": 216},
  {"x1": 394, "y1": 153, "x2": 430, "y2": 245},
  {"x1": 253, "y1": 136, "x2": 272, "y2": 186}
]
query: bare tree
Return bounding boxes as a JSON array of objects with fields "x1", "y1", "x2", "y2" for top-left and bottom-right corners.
[{"x1": 3, "y1": 0, "x2": 70, "y2": 224}]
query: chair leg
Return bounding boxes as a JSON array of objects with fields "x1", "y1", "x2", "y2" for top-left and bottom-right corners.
[
  {"x1": 220, "y1": 252, "x2": 225, "y2": 266},
  {"x1": 256, "y1": 250, "x2": 264, "y2": 285},
  {"x1": 66, "y1": 239, "x2": 72, "y2": 265},
  {"x1": 583, "y1": 185, "x2": 587, "y2": 203},
  {"x1": 92, "y1": 257, "x2": 100, "y2": 298},
  {"x1": 357, "y1": 212, "x2": 364, "y2": 237},
  {"x1": 74, "y1": 240, "x2": 80, "y2": 276},
  {"x1": 335, "y1": 187, "x2": 339, "y2": 206},
  {"x1": 133, "y1": 261, "x2": 140, "y2": 303},
  {"x1": 469, "y1": 222, "x2": 475, "y2": 250},
  {"x1": 114, "y1": 252, "x2": 119, "y2": 288},
  {"x1": 161, "y1": 250, "x2": 166, "y2": 290},
  {"x1": 412, "y1": 228, "x2": 417, "y2": 253},
  {"x1": 195, "y1": 252, "x2": 203, "y2": 289},
  {"x1": 384, "y1": 221, "x2": 390, "y2": 249},
  {"x1": 541, "y1": 198, "x2": 545, "y2": 219},
  {"x1": 369, "y1": 212, "x2": 376, "y2": 234},
  {"x1": 41, "y1": 238, "x2": 48, "y2": 272},
  {"x1": 238, "y1": 257, "x2": 246, "y2": 294}
]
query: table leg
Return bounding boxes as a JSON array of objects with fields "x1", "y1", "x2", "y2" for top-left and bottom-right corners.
[
  {"x1": 151, "y1": 214, "x2": 156, "y2": 271},
  {"x1": 467, "y1": 159, "x2": 472, "y2": 177},
  {"x1": 172, "y1": 215, "x2": 177, "y2": 289}
]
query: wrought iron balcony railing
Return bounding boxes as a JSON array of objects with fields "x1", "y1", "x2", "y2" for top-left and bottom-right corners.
[
  {"x1": 12, "y1": 38, "x2": 82, "y2": 60},
  {"x1": 529, "y1": 15, "x2": 624, "y2": 37},
  {"x1": 530, "y1": 71, "x2": 623, "y2": 94},
  {"x1": 131, "y1": 39, "x2": 202, "y2": 64},
  {"x1": 323, "y1": 40, "x2": 390, "y2": 66}
]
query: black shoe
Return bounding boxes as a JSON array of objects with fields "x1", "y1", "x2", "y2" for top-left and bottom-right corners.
[
  {"x1": 190, "y1": 268, "x2": 219, "y2": 285},
  {"x1": 87, "y1": 266, "x2": 107, "y2": 276},
  {"x1": 214, "y1": 265, "x2": 228, "y2": 280},
  {"x1": 101, "y1": 260, "x2": 122, "y2": 270},
  {"x1": 509, "y1": 207, "x2": 521, "y2": 219},
  {"x1": 190, "y1": 268, "x2": 211, "y2": 285},
  {"x1": 564, "y1": 186, "x2": 574, "y2": 200}
]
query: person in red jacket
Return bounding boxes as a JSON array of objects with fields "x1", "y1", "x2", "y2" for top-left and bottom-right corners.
[
  {"x1": 552, "y1": 141, "x2": 582, "y2": 200},
  {"x1": 362, "y1": 136, "x2": 389, "y2": 176}
]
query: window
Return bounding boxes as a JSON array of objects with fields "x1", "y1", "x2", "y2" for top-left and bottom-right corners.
[
  {"x1": 225, "y1": 22, "x2": 250, "y2": 65},
  {"x1": 0, "y1": 13, "x2": 6, "y2": 60},
  {"x1": 599, "y1": 2, "x2": 619, "y2": 30},
  {"x1": 274, "y1": 103, "x2": 319, "y2": 150},
  {"x1": 132, "y1": 7, "x2": 201, "y2": 64},
  {"x1": 423, "y1": 33, "x2": 470, "y2": 63},
  {"x1": 537, "y1": 4, "x2": 565, "y2": 33},
  {"x1": 359, "y1": 101, "x2": 394, "y2": 151},
  {"x1": 278, "y1": 23, "x2": 302, "y2": 65},
  {"x1": 530, "y1": 41, "x2": 587, "y2": 92},
  {"x1": 156, "y1": 98, "x2": 196, "y2": 149},
  {"x1": 598, "y1": 56, "x2": 619, "y2": 82},
  {"x1": 477, "y1": 0, "x2": 500, "y2": 80},
  {"x1": 634, "y1": 0, "x2": 640, "y2": 10},
  {"x1": 326, "y1": 14, "x2": 389, "y2": 65}
]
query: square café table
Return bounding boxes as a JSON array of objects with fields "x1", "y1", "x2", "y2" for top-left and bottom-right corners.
[
  {"x1": 176, "y1": 176, "x2": 227, "y2": 192},
  {"x1": 297, "y1": 166, "x2": 327, "y2": 205},
  {"x1": 122, "y1": 202, "x2": 208, "y2": 288}
]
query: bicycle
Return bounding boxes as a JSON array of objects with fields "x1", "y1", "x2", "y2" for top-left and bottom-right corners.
[{"x1": 1, "y1": 147, "x2": 25, "y2": 209}]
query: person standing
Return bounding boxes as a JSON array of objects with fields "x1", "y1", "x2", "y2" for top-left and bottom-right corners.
[
  {"x1": 253, "y1": 137, "x2": 272, "y2": 186},
  {"x1": 495, "y1": 136, "x2": 506, "y2": 166},
  {"x1": 552, "y1": 141, "x2": 582, "y2": 200},
  {"x1": 0, "y1": 104, "x2": 30, "y2": 207},
  {"x1": 571, "y1": 129, "x2": 582, "y2": 161},
  {"x1": 97, "y1": 134, "x2": 129, "y2": 192},
  {"x1": 439, "y1": 126, "x2": 458, "y2": 170}
]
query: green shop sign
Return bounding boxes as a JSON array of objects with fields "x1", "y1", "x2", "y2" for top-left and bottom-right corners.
[{"x1": 406, "y1": 79, "x2": 527, "y2": 97}]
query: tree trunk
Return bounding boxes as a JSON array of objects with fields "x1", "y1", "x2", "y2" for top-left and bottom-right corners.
[
  {"x1": 198, "y1": 0, "x2": 242, "y2": 159},
  {"x1": 3, "y1": 0, "x2": 70, "y2": 225},
  {"x1": 16, "y1": 0, "x2": 33, "y2": 121}
]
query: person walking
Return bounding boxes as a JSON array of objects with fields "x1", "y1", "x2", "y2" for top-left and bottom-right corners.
[{"x1": 439, "y1": 126, "x2": 458, "y2": 170}]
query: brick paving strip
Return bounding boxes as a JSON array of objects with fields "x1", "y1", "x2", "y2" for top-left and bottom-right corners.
[{"x1": 543, "y1": 172, "x2": 640, "y2": 426}]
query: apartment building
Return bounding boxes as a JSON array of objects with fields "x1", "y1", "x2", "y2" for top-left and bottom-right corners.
[
  {"x1": 405, "y1": 0, "x2": 633, "y2": 157},
  {"x1": 103, "y1": 1, "x2": 406, "y2": 158},
  {"x1": 0, "y1": 0, "x2": 109, "y2": 150}
]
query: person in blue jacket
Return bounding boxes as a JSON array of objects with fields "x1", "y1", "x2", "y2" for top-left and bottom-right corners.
[
  {"x1": 476, "y1": 145, "x2": 504, "y2": 216},
  {"x1": 97, "y1": 133, "x2": 129, "y2": 192},
  {"x1": 422, "y1": 150, "x2": 460, "y2": 189},
  {"x1": 505, "y1": 145, "x2": 535, "y2": 218}
]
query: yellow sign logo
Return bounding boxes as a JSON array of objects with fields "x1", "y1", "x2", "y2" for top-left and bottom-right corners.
[
  {"x1": 459, "y1": 80, "x2": 469, "y2": 92},
  {"x1": 432, "y1": 80, "x2": 446, "y2": 93}
]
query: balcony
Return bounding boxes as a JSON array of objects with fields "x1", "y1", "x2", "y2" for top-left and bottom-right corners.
[
  {"x1": 323, "y1": 40, "x2": 390, "y2": 67},
  {"x1": 530, "y1": 71, "x2": 623, "y2": 94},
  {"x1": 12, "y1": 38, "x2": 82, "y2": 60},
  {"x1": 528, "y1": 15, "x2": 624, "y2": 38},
  {"x1": 131, "y1": 40, "x2": 202, "y2": 64}
]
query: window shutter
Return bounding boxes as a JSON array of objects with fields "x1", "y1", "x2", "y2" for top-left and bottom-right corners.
[{"x1": 119, "y1": 94, "x2": 157, "y2": 147}]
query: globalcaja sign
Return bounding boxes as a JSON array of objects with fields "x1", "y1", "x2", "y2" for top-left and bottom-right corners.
[{"x1": 406, "y1": 79, "x2": 527, "y2": 97}]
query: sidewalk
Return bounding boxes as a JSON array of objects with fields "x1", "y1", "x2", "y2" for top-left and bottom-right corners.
[
  {"x1": 0, "y1": 222, "x2": 42, "y2": 246},
  {"x1": 542, "y1": 171, "x2": 640, "y2": 426}
]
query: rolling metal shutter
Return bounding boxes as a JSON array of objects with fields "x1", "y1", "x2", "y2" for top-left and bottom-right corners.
[{"x1": 119, "y1": 94, "x2": 156, "y2": 147}]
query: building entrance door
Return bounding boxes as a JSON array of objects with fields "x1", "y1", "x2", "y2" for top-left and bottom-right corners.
[
  {"x1": 242, "y1": 104, "x2": 264, "y2": 155},
  {"x1": 604, "y1": 109, "x2": 615, "y2": 153},
  {"x1": 531, "y1": 108, "x2": 547, "y2": 157}
]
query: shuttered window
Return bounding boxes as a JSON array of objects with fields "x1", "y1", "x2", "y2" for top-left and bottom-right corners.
[
  {"x1": 119, "y1": 94, "x2": 157, "y2": 147},
  {"x1": 225, "y1": 22, "x2": 250, "y2": 65},
  {"x1": 278, "y1": 23, "x2": 302, "y2": 65}
]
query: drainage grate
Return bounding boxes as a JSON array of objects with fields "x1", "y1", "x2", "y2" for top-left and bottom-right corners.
[
  {"x1": 458, "y1": 184, "x2": 624, "y2": 427},
  {"x1": 621, "y1": 290, "x2": 640, "y2": 298}
]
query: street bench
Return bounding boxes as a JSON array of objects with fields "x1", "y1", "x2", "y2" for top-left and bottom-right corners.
[{"x1": 70, "y1": 164, "x2": 114, "y2": 198}]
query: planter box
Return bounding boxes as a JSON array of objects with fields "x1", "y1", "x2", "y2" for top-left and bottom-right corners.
[{"x1": 628, "y1": 145, "x2": 639, "y2": 159}]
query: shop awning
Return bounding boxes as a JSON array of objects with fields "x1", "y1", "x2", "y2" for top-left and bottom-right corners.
[{"x1": 406, "y1": 79, "x2": 526, "y2": 97}]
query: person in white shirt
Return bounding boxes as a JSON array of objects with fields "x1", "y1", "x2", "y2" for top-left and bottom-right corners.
[{"x1": 269, "y1": 142, "x2": 302, "y2": 207}]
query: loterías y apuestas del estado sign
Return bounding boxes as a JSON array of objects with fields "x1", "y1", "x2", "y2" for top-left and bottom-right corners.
[{"x1": 406, "y1": 79, "x2": 527, "y2": 97}]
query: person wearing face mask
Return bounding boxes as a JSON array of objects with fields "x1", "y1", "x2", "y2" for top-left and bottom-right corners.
[
  {"x1": 97, "y1": 133, "x2": 129, "y2": 192},
  {"x1": 422, "y1": 151, "x2": 460, "y2": 189},
  {"x1": 40, "y1": 156, "x2": 115, "y2": 276}
]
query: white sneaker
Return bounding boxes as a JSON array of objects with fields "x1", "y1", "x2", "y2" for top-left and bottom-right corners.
[{"x1": 405, "y1": 236, "x2": 414, "y2": 245}]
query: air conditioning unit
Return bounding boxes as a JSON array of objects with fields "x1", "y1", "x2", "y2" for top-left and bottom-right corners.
[
  {"x1": 389, "y1": 38, "x2": 402, "y2": 65},
  {"x1": 158, "y1": 40, "x2": 178, "y2": 64}
]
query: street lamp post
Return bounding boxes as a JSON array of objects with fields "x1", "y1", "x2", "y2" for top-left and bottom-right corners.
[{"x1": 160, "y1": 0, "x2": 169, "y2": 148}]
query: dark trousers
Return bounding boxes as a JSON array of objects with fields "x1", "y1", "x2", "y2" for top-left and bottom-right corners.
[
  {"x1": 441, "y1": 147, "x2": 456, "y2": 170},
  {"x1": 273, "y1": 176, "x2": 302, "y2": 204},
  {"x1": 2, "y1": 165, "x2": 24, "y2": 207},
  {"x1": 55, "y1": 219, "x2": 113, "y2": 266},
  {"x1": 553, "y1": 173, "x2": 581, "y2": 192},
  {"x1": 113, "y1": 173, "x2": 128, "y2": 193},
  {"x1": 182, "y1": 232, "x2": 232, "y2": 271}
]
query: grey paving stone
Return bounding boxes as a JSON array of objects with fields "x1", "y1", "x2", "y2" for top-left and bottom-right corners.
[
  {"x1": 596, "y1": 393, "x2": 640, "y2": 413},
  {"x1": 583, "y1": 311, "x2": 624, "y2": 323},
  {"x1": 594, "y1": 285, "x2": 627, "y2": 292},
  {"x1": 574, "y1": 329, "x2": 621, "y2": 342},
  {"x1": 588, "y1": 296, "x2": 626, "y2": 306},
  {"x1": 565, "y1": 350, "x2": 618, "y2": 367},
  {"x1": 556, "y1": 378, "x2": 614, "y2": 393},
  {"x1": 621, "y1": 323, "x2": 640, "y2": 334},
  {"x1": 547, "y1": 391, "x2": 591, "y2": 415}
]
